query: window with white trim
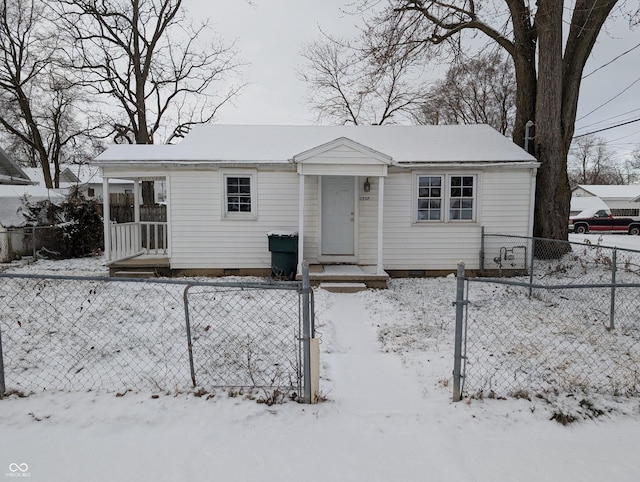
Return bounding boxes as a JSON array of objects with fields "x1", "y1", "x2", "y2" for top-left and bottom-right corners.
[
  {"x1": 415, "y1": 174, "x2": 477, "y2": 223},
  {"x1": 449, "y1": 175, "x2": 475, "y2": 220},
  {"x1": 417, "y1": 175, "x2": 442, "y2": 221},
  {"x1": 222, "y1": 171, "x2": 256, "y2": 219}
]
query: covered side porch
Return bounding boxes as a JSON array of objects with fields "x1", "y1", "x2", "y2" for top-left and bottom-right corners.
[{"x1": 102, "y1": 175, "x2": 169, "y2": 276}]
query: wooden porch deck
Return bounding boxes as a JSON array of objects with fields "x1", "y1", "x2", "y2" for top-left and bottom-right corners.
[{"x1": 108, "y1": 255, "x2": 171, "y2": 278}]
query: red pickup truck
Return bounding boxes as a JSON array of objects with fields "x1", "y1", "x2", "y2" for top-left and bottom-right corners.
[{"x1": 569, "y1": 209, "x2": 640, "y2": 235}]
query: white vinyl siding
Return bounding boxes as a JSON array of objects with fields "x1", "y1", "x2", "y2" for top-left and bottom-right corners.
[
  {"x1": 383, "y1": 167, "x2": 534, "y2": 271},
  {"x1": 169, "y1": 168, "x2": 298, "y2": 269},
  {"x1": 357, "y1": 176, "x2": 379, "y2": 265},
  {"x1": 109, "y1": 163, "x2": 534, "y2": 273}
]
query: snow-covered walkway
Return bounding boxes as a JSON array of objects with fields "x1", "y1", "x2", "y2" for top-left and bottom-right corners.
[{"x1": 322, "y1": 292, "x2": 427, "y2": 415}]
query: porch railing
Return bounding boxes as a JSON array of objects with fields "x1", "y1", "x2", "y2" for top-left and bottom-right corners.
[{"x1": 109, "y1": 221, "x2": 168, "y2": 262}]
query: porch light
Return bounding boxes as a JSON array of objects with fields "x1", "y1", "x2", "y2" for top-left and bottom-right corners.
[{"x1": 364, "y1": 178, "x2": 371, "y2": 192}]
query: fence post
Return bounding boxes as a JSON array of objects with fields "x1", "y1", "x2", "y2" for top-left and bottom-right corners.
[
  {"x1": 301, "y1": 262, "x2": 313, "y2": 403},
  {"x1": 528, "y1": 237, "x2": 535, "y2": 298},
  {"x1": 452, "y1": 261, "x2": 466, "y2": 402},
  {"x1": 183, "y1": 285, "x2": 197, "y2": 387},
  {"x1": 0, "y1": 320, "x2": 6, "y2": 395},
  {"x1": 610, "y1": 248, "x2": 616, "y2": 330}
]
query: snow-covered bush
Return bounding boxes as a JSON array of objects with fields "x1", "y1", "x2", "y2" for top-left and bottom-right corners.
[{"x1": 22, "y1": 186, "x2": 103, "y2": 259}]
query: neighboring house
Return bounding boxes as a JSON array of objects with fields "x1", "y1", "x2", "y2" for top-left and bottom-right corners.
[
  {"x1": 94, "y1": 124, "x2": 539, "y2": 284},
  {"x1": 572, "y1": 185, "x2": 640, "y2": 216},
  {"x1": 569, "y1": 196, "x2": 610, "y2": 217},
  {"x1": 21, "y1": 165, "x2": 137, "y2": 200},
  {"x1": 0, "y1": 146, "x2": 31, "y2": 185},
  {"x1": 0, "y1": 184, "x2": 67, "y2": 262}
]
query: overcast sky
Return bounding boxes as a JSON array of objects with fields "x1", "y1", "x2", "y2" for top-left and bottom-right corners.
[{"x1": 194, "y1": 1, "x2": 640, "y2": 160}]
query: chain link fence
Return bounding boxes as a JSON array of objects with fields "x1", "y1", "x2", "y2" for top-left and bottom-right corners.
[
  {"x1": 0, "y1": 272, "x2": 314, "y2": 399},
  {"x1": 455, "y1": 235, "x2": 640, "y2": 404},
  {"x1": 481, "y1": 231, "x2": 640, "y2": 286}
]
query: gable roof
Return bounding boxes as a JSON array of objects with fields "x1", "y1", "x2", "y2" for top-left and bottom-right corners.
[
  {"x1": 0, "y1": 146, "x2": 31, "y2": 185},
  {"x1": 573, "y1": 184, "x2": 640, "y2": 200},
  {"x1": 94, "y1": 124, "x2": 538, "y2": 166}
]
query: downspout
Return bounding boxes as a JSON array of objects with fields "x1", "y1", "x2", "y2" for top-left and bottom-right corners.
[{"x1": 528, "y1": 166, "x2": 538, "y2": 239}]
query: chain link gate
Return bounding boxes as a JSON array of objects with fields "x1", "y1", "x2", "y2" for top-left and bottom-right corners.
[{"x1": 0, "y1": 269, "x2": 316, "y2": 402}]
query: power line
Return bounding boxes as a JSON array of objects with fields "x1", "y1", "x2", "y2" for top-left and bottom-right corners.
[
  {"x1": 583, "y1": 42, "x2": 640, "y2": 79},
  {"x1": 573, "y1": 117, "x2": 640, "y2": 139},
  {"x1": 577, "y1": 107, "x2": 640, "y2": 131},
  {"x1": 576, "y1": 75, "x2": 640, "y2": 121}
]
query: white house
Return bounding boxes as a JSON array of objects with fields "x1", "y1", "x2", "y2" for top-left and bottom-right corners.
[
  {"x1": 94, "y1": 124, "x2": 539, "y2": 285},
  {"x1": 572, "y1": 185, "x2": 640, "y2": 216}
]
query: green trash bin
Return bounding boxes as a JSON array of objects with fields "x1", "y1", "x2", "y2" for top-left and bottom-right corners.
[{"x1": 267, "y1": 232, "x2": 298, "y2": 280}]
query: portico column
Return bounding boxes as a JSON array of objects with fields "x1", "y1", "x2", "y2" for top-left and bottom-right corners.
[
  {"x1": 134, "y1": 180, "x2": 141, "y2": 223},
  {"x1": 103, "y1": 176, "x2": 110, "y2": 261},
  {"x1": 377, "y1": 176, "x2": 385, "y2": 275},
  {"x1": 297, "y1": 173, "x2": 305, "y2": 274}
]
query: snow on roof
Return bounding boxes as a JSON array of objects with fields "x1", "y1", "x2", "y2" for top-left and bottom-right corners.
[
  {"x1": 0, "y1": 145, "x2": 31, "y2": 184},
  {"x1": 575, "y1": 184, "x2": 640, "y2": 200},
  {"x1": 94, "y1": 124, "x2": 537, "y2": 165},
  {"x1": 571, "y1": 196, "x2": 609, "y2": 213},
  {"x1": 0, "y1": 185, "x2": 67, "y2": 227},
  {"x1": 22, "y1": 165, "x2": 130, "y2": 187}
]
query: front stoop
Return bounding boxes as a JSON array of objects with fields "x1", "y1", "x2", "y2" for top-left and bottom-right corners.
[
  {"x1": 319, "y1": 282, "x2": 367, "y2": 293},
  {"x1": 304, "y1": 265, "x2": 389, "y2": 289}
]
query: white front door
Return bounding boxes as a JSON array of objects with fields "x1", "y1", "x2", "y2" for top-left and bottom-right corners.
[{"x1": 321, "y1": 176, "x2": 355, "y2": 255}]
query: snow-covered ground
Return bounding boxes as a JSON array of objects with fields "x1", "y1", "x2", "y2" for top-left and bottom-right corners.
[{"x1": 2, "y1": 235, "x2": 640, "y2": 481}]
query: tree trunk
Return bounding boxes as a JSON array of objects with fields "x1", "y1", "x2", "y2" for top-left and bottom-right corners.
[
  {"x1": 506, "y1": 0, "x2": 537, "y2": 150},
  {"x1": 532, "y1": 0, "x2": 570, "y2": 255}
]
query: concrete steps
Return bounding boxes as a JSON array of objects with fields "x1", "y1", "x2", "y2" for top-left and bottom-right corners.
[
  {"x1": 319, "y1": 282, "x2": 367, "y2": 293},
  {"x1": 113, "y1": 270, "x2": 157, "y2": 279}
]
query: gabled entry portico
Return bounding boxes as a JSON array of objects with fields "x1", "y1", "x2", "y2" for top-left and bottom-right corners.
[{"x1": 293, "y1": 137, "x2": 392, "y2": 278}]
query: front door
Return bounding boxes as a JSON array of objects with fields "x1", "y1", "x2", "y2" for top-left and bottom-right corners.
[{"x1": 321, "y1": 176, "x2": 355, "y2": 255}]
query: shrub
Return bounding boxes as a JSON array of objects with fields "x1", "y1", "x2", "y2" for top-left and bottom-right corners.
[{"x1": 22, "y1": 186, "x2": 103, "y2": 259}]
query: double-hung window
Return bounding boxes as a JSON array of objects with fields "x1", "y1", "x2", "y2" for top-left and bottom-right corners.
[
  {"x1": 416, "y1": 174, "x2": 477, "y2": 223},
  {"x1": 417, "y1": 175, "x2": 443, "y2": 221},
  {"x1": 222, "y1": 170, "x2": 256, "y2": 219},
  {"x1": 449, "y1": 175, "x2": 475, "y2": 221}
]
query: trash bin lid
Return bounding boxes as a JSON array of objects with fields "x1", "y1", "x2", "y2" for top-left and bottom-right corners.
[{"x1": 267, "y1": 231, "x2": 299, "y2": 237}]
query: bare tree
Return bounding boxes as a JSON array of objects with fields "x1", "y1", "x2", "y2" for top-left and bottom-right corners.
[
  {"x1": 0, "y1": 0, "x2": 98, "y2": 187},
  {"x1": 568, "y1": 135, "x2": 625, "y2": 186},
  {"x1": 360, "y1": 0, "x2": 630, "y2": 248},
  {"x1": 299, "y1": 30, "x2": 430, "y2": 125},
  {"x1": 416, "y1": 51, "x2": 516, "y2": 136},
  {"x1": 56, "y1": 0, "x2": 245, "y2": 203}
]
